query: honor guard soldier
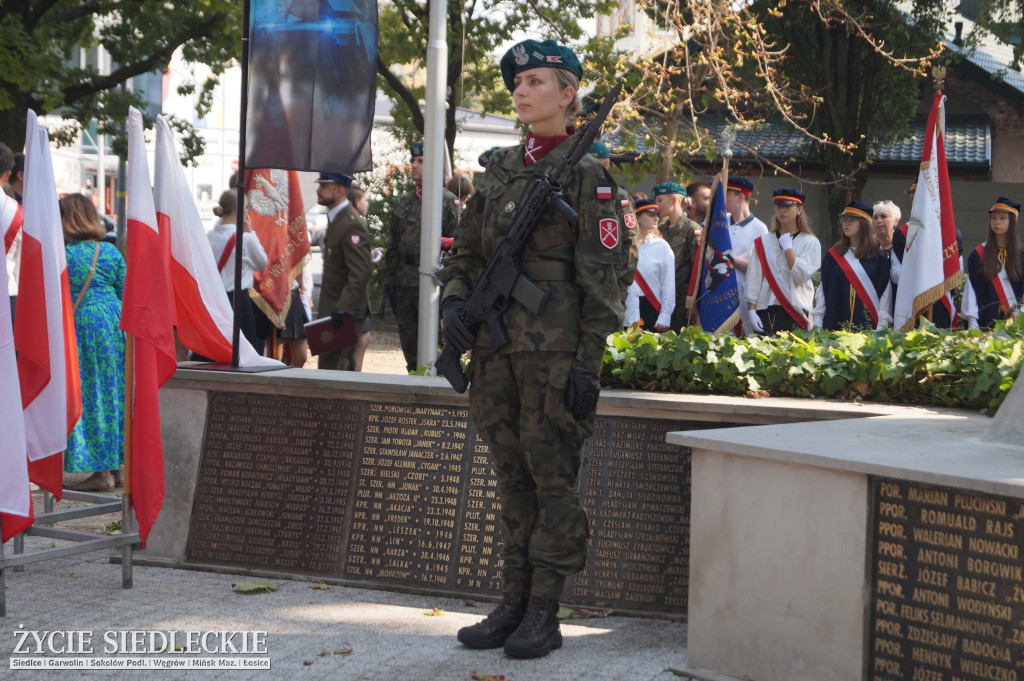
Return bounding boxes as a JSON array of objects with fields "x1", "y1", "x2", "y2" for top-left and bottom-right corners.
[
  {"x1": 442, "y1": 38, "x2": 637, "y2": 659},
  {"x1": 652, "y1": 182, "x2": 701, "y2": 330},
  {"x1": 383, "y1": 142, "x2": 460, "y2": 372}
]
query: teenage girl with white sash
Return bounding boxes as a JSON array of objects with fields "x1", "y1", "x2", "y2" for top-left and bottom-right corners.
[
  {"x1": 745, "y1": 187, "x2": 821, "y2": 334},
  {"x1": 623, "y1": 198, "x2": 675, "y2": 331},
  {"x1": 962, "y1": 197, "x2": 1024, "y2": 330},
  {"x1": 812, "y1": 201, "x2": 893, "y2": 331}
]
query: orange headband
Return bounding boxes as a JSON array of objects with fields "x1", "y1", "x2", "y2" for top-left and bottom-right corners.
[
  {"x1": 841, "y1": 207, "x2": 871, "y2": 220},
  {"x1": 991, "y1": 203, "x2": 1019, "y2": 217}
]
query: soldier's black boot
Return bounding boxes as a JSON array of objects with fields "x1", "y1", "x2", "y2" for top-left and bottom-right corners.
[
  {"x1": 457, "y1": 592, "x2": 530, "y2": 649},
  {"x1": 502, "y1": 595, "x2": 563, "y2": 658}
]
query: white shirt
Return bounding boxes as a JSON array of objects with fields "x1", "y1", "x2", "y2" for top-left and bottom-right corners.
[
  {"x1": 327, "y1": 199, "x2": 350, "y2": 225},
  {"x1": 729, "y1": 214, "x2": 769, "y2": 306},
  {"x1": 745, "y1": 231, "x2": 821, "y2": 313},
  {"x1": 3, "y1": 193, "x2": 20, "y2": 298},
  {"x1": 625, "y1": 233, "x2": 676, "y2": 327},
  {"x1": 207, "y1": 219, "x2": 268, "y2": 292}
]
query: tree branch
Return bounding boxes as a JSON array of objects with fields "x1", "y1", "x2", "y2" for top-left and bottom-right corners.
[{"x1": 377, "y1": 54, "x2": 425, "y2": 133}]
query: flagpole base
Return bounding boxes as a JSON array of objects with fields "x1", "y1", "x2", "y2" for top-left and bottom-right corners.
[{"x1": 177, "y1": 361, "x2": 286, "y2": 374}]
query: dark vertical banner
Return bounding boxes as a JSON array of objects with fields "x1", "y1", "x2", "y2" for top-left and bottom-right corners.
[{"x1": 245, "y1": 0, "x2": 377, "y2": 173}]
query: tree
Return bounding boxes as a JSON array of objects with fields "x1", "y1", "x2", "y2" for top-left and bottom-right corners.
[{"x1": 0, "y1": 0, "x2": 240, "y2": 162}]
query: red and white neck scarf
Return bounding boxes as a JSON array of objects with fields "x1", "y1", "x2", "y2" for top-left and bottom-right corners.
[
  {"x1": 414, "y1": 184, "x2": 422, "y2": 200},
  {"x1": 828, "y1": 247, "x2": 881, "y2": 326},
  {"x1": 753, "y1": 235, "x2": 809, "y2": 330},
  {"x1": 523, "y1": 132, "x2": 569, "y2": 166}
]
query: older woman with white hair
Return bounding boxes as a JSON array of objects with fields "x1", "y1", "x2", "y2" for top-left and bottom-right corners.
[{"x1": 873, "y1": 200, "x2": 902, "y2": 316}]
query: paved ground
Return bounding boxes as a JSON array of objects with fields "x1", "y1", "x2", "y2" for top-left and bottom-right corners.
[{"x1": 2, "y1": 534, "x2": 688, "y2": 681}]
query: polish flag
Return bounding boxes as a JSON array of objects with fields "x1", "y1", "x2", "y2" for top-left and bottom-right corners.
[
  {"x1": 153, "y1": 117, "x2": 279, "y2": 368},
  {"x1": 121, "y1": 107, "x2": 175, "y2": 545},
  {"x1": 893, "y1": 93, "x2": 961, "y2": 331},
  {"x1": 15, "y1": 110, "x2": 82, "y2": 498},
  {"x1": 0, "y1": 247, "x2": 31, "y2": 542}
]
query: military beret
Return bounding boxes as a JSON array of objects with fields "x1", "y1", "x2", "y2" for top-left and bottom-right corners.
[
  {"x1": 840, "y1": 200, "x2": 873, "y2": 220},
  {"x1": 726, "y1": 177, "x2": 754, "y2": 197},
  {"x1": 314, "y1": 172, "x2": 353, "y2": 187},
  {"x1": 772, "y1": 187, "x2": 805, "y2": 206},
  {"x1": 500, "y1": 39, "x2": 583, "y2": 93},
  {"x1": 410, "y1": 142, "x2": 424, "y2": 158},
  {"x1": 652, "y1": 182, "x2": 687, "y2": 198},
  {"x1": 634, "y1": 198, "x2": 659, "y2": 214},
  {"x1": 588, "y1": 141, "x2": 610, "y2": 159},
  {"x1": 478, "y1": 146, "x2": 501, "y2": 167},
  {"x1": 990, "y1": 197, "x2": 1021, "y2": 217}
]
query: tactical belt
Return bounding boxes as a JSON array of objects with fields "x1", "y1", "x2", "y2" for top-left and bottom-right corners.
[{"x1": 521, "y1": 261, "x2": 574, "y2": 282}]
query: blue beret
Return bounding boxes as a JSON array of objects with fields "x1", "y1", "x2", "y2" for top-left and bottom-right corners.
[
  {"x1": 652, "y1": 182, "x2": 687, "y2": 198},
  {"x1": 315, "y1": 172, "x2": 353, "y2": 187},
  {"x1": 500, "y1": 39, "x2": 583, "y2": 93},
  {"x1": 588, "y1": 141, "x2": 610, "y2": 159},
  {"x1": 634, "y1": 198, "x2": 659, "y2": 214},
  {"x1": 726, "y1": 177, "x2": 754, "y2": 196},
  {"x1": 990, "y1": 197, "x2": 1020, "y2": 217},
  {"x1": 840, "y1": 200, "x2": 873, "y2": 220},
  {"x1": 410, "y1": 142, "x2": 424, "y2": 158},
  {"x1": 772, "y1": 187, "x2": 805, "y2": 205}
]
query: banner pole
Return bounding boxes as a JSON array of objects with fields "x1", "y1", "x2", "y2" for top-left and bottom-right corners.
[
  {"x1": 124, "y1": 333, "x2": 134, "y2": 496},
  {"x1": 232, "y1": 0, "x2": 253, "y2": 369}
]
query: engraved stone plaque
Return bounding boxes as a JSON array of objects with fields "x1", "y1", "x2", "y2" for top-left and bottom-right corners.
[
  {"x1": 187, "y1": 392, "x2": 360, "y2": 574},
  {"x1": 869, "y1": 478, "x2": 1024, "y2": 681}
]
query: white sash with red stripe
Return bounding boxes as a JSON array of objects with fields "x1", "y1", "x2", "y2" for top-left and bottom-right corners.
[
  {"x1": 2, "y1": 194, "x2": 22, "y2": 255},
  {"x1": 633, "y1": 270, "x2": 661, "y2": 312},
  {"x1": 753, "y1": 236, "x2": 809, "y2": 330},
  {"x1": 829, "y1": 248, "x2": 881, "y2": 327},
  {"x1": 217, "y1": 232, "x2": 237, "y2": 273},
  {"x1": 975, "y1": 244, "x2": 1019, "y2": 316}
]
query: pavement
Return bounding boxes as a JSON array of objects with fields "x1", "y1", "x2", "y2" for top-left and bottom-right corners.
[{"x1": 1, "y1": 533, "x2": 689, "y2": 681}]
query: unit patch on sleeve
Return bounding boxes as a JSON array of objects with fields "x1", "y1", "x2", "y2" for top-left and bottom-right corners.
[{"x1": 599, "y1": 218, "x2": 619, "y2": 249}]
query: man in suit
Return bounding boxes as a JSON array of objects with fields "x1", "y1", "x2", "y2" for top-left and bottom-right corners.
[{"x1": 315, "y1": 172, "x2": 371, "y2": 371}]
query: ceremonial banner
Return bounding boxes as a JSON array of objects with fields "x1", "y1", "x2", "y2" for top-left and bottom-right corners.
[
  {"x1": 123, "y1": 107, "x2": 175, "y2": 545},
  {"x1": 689, "y1": 175, "x2": 741, "y2": 335},
  {"x1": 17, "y1": 111, "x2": 81, "y2": 498},
  {"x1": 154, "y1": 117, "x2": 280, "y2": 367},
  {"x1": 0, "y1": 248, "x2": 30, "y2": 542},
  {"x1": 245, "y1": 168, "x2": 310, "y2": 326},
  {"x1": 893, "y1": 93, "x2": 961, "y2": 331},
  {"x1": 245, "y1": 0, "x2": 377, "y2": 173}
]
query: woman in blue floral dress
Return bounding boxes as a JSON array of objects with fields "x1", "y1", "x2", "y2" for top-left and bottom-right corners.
[{"x1": 61, "y1": 194, "x2": 125, "y2": 491}]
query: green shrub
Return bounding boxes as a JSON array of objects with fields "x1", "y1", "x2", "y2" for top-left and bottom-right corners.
[{"x1": 602, "y1": 316, "x2": 1024, "y2": 413}]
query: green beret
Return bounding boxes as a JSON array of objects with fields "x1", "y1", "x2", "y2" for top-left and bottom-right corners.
[
  {"x1": 410, "y1": 142, "x2": 423, "y2": 158},
  {"x1": 652, "y1": 182, "x2": 687, "y2": 197},
  {"x1": 500, "y1": 39, "x2": 583, "y2": 93},
  {"x1": 588, "y1": 141, "x2": 610, "y2": 159}
]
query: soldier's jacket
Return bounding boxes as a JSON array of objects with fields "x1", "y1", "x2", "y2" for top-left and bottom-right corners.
[
  {"x1": 440, "y1": 140, "x2": 638, "y2": 377},
  {"x1": 661, "y1": 213, "x2": 702, "y2": 303},
  {"x1": 383, "y1": 187, "x2": 459, "y2": 288},
  {"x1": 318, "y1": 203, "x2": 371, "y2": 320}
]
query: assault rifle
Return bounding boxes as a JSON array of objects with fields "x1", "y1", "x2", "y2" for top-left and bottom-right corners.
[{"x1": 437, "y1": 81, "x2": 623, "y2": 392}]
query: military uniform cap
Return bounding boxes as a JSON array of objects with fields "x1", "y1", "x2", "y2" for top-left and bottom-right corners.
[
  {"x1": 478, "y1": 146, "x2": 501, "y2": 167},
  {"x1": 634, "y1": 198, "x2": 659, "y2": 214},
  {"x1": 840, "y1": 200, "x2": 873, "y2": 220},
  {"x1": 651, "y1": 182, "x2": 686, "y2": 197},
  {"x1": 726, "y1": 177, "x2": 754, "y2": 197},
  {"x1": 588, "y1": 141, "x2": 610, "y2": 159},
  {"x1": 315, "y1": 172, "x2": 353, "y2": 186},
  {"x1": 772, "y1": 187, "x2": 805, "y2": 205},
  {"x1": 500, "y1": 39, "x2": 583, "y2": 93},
  {"x1": 989, "y1": 197, "x2": 1021, "y2": 217},
  {"x1": 410, "y1": 142, "x2": 424, "y2": 158}
]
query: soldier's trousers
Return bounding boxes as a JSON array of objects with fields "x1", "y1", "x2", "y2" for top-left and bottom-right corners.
[
  {"x1": 395, "y1": 286, "x2": 419, "y2": 372},
  {"x1": 468, "y1": 349, "x2": 595, "y2": 600}
]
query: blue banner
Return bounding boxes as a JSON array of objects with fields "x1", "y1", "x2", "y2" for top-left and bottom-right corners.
[
  {"x1": 246, "y1": 0, "x2": 378, "y2": 173},
  {"x1": 693, "y1": 176, "x2": 741, "y2": 335}
]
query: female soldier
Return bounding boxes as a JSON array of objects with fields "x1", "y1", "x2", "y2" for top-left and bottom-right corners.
[
  {"x1": 624, "y1": 198, "x2": 674, "y2": 330},
  {"x1": 440, "y1": 39, "x2": 636, "y2": 658},
  {"x1": 744, "y1": 188, "x2": 820, "y2": 334},
  {"x1": 812, "y1": 201, "x2": 892, "y2": 331},
  {"x1": 963, "y1": 197, "x2": 1024, "y2": 330}
]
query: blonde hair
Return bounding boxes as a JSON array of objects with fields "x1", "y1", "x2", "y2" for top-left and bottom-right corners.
[
  {"x1": 60, "y1": 193, "x2": 105, "y2": 242},
  {"x1": 771, "y1": 210, "x2": 813, "y2": 236},
  {"x1": 553, "y1": 69, "x2": 582, "y2": 124}
]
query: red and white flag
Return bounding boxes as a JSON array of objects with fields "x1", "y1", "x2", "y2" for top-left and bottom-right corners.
[
  {"x1": 15, "y1": 110, "x2": 82, "y2": 498},
  {"x1": 0, "y1": 247, "x2": 30, "y2": 542},
  {"x1": 122, "y1": 106, "x2": 176, "y2": 545},
  {"x1": 153, "y1": 117, "x2": 279, "y2": 368},
  {"x1": 893, "y1": 93, "x2": 961, "y2": 331}
]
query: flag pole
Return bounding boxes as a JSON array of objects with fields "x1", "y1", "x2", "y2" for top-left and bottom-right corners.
[
  {"x1": 231, "y1": 0, "x2": 253, "y2": 368},
  {"x1": 122, "y1": 332, "x2": 135, "y2": 584}
]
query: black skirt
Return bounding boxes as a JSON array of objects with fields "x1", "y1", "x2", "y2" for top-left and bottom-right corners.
[{"x1": 255, "y1": 289, "x2": 309, "y2": 339}]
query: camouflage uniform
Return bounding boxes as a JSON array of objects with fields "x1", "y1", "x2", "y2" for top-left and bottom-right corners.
[
  {"x1": 383, "y1": 187, "x2": 459, "y2": 371},
  {"x1": 440, "y1": 142, "x2": 637, "y2": 600},
  {"x1": 317, "y1": 202, "x2": 371, "y2": 371},
  {"x1": 660, "y1": 214, "x2": 702, "y2": 331}
]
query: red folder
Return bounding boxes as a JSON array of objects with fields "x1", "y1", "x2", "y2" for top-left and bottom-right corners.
[{"x1": 304, "y1": 315, "x2": 357, "y2": 356}]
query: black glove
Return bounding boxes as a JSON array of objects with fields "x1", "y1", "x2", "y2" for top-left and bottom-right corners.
[
  {"x1": 330, "y1": 308, "x2": 347, "y2": 329},
  {"x1": 385, "y1": 284, "x2": 398, "y2": 315},
  {"x1": 442, "y1": 298, "x2": 475, "y2": 354},
  {"x1": 565, "y1": 369, "x2": 601, "y2": 420}
]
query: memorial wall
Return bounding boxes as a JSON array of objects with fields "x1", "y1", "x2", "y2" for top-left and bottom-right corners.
[{"x1": 186, "y1": 391, "x2": 701, "y2": 617}]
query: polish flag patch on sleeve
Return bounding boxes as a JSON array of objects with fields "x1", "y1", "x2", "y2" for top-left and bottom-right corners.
[
  {"x1": 620, "y1": 198, "x2": 630, "y2": 207},
  {"x1": 597, "y1": 186, "x2": 612, "y2": 200}
]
